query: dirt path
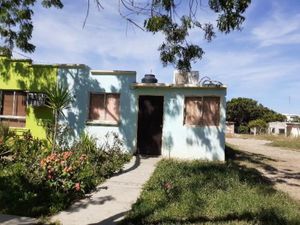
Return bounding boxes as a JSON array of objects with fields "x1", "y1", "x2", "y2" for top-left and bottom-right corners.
[{"x1": 227, "y1": 137, "x2": 300, "y2": 202}]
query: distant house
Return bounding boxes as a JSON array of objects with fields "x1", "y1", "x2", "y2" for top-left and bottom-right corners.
[
  {"x1": 1, "y1": 55, "x2": 227, "y2": 160},
  {"x1": 225, "y1": 121, "x2": 235, "y2": 134},
  {"x1": 268, "y1": 122, "x2": 300, "y2": 137},
  {"x1": 283, "y1": 113, "x2": 300, "y2": 122}
]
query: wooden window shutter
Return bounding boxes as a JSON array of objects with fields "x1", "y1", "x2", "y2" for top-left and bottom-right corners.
[
  {"x1": 184, "y1": 97, "x2": 202, "y2": 125},
  {"x1": 15, "y1": 92, "x2": 27, "y2": 116},
  {"x1": 89, "y1": 94, "x2": 105, "y2": 120},
  {"x1": 202, "y1": 96, "x2": 220, "y2": 126},
  {"x1": 105, "y1": 94, "x2": 120, "y2": 122},
  {"x1": 2, "y1": 91, "x2": 14, "y2": 115}
]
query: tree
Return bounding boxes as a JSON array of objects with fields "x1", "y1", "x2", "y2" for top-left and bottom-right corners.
[
  {"x1": 226, "y1": 97, "x2": 286, "y2": 133},
  {"x1": 0, "y1": 0, "x2": 251, "y2": 71},
  {"x1": 0, "y1": 0, "x2": 63, "y2": 55},
  {"x1": 248, "y1": 119, "x2": 267, "y2": 135},
  {"x1": 45, "y1": 84, "x2": 73, "y2": 153}
]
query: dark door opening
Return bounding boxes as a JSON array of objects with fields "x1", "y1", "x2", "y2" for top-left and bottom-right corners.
[{"x1": 137, "y1": 96, "x2": 164, "y2": 155}]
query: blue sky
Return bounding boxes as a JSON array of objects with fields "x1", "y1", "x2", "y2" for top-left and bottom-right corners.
[{"x1": 14, "y1": 0, "x2": 300, "y2": 114}]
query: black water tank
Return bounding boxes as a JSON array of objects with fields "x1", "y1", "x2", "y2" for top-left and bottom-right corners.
[{"x1": 141, "y1": 74, "x2": 158, "y2": 83}]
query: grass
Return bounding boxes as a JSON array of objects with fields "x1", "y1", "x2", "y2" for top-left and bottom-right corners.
[
  {"x1": 120, "y1": 147, "x2": 300, "y2": 225},
  {"x1": 229, "y1": 134, "x2": 300, "y2": 151}
]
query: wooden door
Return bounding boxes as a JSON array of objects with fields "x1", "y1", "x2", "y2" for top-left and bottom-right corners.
[{"x1": 137, "y1": 96, "x2": 164, "y2": 155}]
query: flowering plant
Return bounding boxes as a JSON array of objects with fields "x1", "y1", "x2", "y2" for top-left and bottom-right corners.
[{"x1": 40, "y1": 150, "x2": 90, "y2": 193}]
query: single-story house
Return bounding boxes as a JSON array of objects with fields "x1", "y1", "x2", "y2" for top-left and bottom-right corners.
[
  {"x1": 225, "y1": 121, "x2": 235, "y2": 134},
  {"x1": 268, "y1": 122, "x2": 300, "y2": 137},
  {"x1": 0, "y1": 55, "x2": 57, "y2": 138},
  {"x1": 1, "y1": 55, "x2": 227, "y2": 160}
]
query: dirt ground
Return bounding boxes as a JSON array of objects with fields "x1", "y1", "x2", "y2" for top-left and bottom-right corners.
[{"x1": 227, "y1": 137, "x2": 300, "y2": 202}]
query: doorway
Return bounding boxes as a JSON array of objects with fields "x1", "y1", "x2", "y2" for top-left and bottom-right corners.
[{"x1": 137, "y1": 96, "x2": 164, "y2": 155}]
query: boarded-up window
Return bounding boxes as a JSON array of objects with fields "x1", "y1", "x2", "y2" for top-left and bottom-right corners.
[
  {"x1": 184, "y1": 96, "x2": 220, "y2": 126},
  {"x1": 88, "y1": 93, "x2": 120, "y2": 123},
  {"x1": 0, "y1": 91, "x2": 27, "y2": 127}
]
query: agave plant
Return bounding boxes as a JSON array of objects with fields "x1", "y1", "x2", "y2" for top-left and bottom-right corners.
[{"x1": 45, "y1": 84, "x2": 73, "y2": 153}]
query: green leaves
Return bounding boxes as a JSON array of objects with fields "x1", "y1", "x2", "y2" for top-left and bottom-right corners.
[
  {"x1": 0, "y1": 0, "x2": 64, "y2": 55},
  {"x1": 45, "y1": 84, "x2": 73, "y2": 117},
  {"x1": 142, "y1": 0, "x2": 251, "y2": 71}
]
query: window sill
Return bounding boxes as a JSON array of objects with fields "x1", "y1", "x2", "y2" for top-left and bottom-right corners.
[
  {"x1": 86, "y1": 120, "x2": 119, "y2": 126},
  {"x1": 0, "y1": 115, "x2": 26, "y2": 120}
]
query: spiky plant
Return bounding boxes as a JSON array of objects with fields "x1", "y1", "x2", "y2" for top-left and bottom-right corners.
[{"x1": 45, "y1": 84, "x2": 73, "y2": 153}]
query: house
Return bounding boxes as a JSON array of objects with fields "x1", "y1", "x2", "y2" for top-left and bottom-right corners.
[
  {"x1": 0, "y1": 55, "x2": 57, "y2": 138},
  {"x1": 283, "y1": 113, "x2": 300, "y2": 122},
  {"x1": 225, "y1": 121, "x2": 235, "y2": 134},
  {"x1": 268, "y1": 121, "x2": 300, "y2": 137},
  {"x1": 59, "y1": 67, "x2": 227, "y2": 161},
  {"x1": 1, "y1": 55, "x2": 227, "y2": 160}
]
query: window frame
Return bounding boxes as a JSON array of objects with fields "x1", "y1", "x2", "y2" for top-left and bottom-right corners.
[
  {"x1": 86, "y1": 92, "x2": 121, "y2": 126},
  {"x1": 184, "y1": 95, "x2": 221, "y2": 127},
  {"x1": 0, "y1": 90, "x2": 27, "y2": 128}
]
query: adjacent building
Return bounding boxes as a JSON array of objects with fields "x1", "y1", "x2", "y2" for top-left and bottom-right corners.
[{"x1": 1, "y1": 55, "x2": 227, "y2": 160}]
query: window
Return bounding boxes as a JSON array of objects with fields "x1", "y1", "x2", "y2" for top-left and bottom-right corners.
[
  {"x1": 0, "y1": 91, "x2": 27, "y2": 127},
  {"x1": 184, "y1": 96, "x2": 220, "y2": 126},
  {"x1": 88, "y1": 93, "x2": 120, "y2": 124}
]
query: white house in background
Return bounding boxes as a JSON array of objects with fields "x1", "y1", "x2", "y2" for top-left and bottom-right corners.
[
  {"x1": 283, "y1": 113, "x2": 300, "y2": 122},
  {"x1": 58, "y1": 66, "x2": 227, "y2": 161},
  {"x1": 268, "y1": 122, "x2": 300, "y2": 137}
]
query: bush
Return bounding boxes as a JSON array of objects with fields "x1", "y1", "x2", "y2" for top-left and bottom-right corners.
[
  {"x1": 74, "y1": 132, "x2": 132, "y2": 179},
  {"x1": 248, "y1": 119, "x2": 267, "y2": 134},
  {"x1": 0, "y1": 123, "x2": 15, "y2": 159},
  {"x1": 237, "y1": 125, "x2": 249, "y2": 134},
  {"x1": 0, "y1": 130, "x2": 132, "y2": 217},
  {"x1": 40, "y1": 151, "x2": 94, "y2": 195}
]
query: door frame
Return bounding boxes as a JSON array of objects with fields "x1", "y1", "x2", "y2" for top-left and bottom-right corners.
[{"x1": 136, "y1": 95, "x2": 164, "y2": 156}]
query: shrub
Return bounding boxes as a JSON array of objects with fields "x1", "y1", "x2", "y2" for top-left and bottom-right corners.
[
  {"x1": 0, "y1": 123, "x2": 15, "y2": 159},
  {"x1": 248, "y1": 119, "x2": 267, "y2": 134},
  {"x1": 74, "y1": 132, "x2": 132, "y2": 179},
  {"x1": 237, "y1": 125, "x2": 249, "y2": 134},
  {"x1": 39, "y1": 151, "x2": 95, "y2": 195}
]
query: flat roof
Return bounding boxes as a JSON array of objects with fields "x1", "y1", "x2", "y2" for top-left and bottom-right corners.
[
  {"x1": 91, "y1": 70, "x2": 136, "y2": 75},
  {"x1": 132, "y1": 83, "x2": 227, "y2": 89}
]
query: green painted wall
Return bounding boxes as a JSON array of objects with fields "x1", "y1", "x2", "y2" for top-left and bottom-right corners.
[{"x1": 0, "y1": 56, "x2": 57, "y2": 139}]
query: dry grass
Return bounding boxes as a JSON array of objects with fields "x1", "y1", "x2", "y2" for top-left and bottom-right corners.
[{"x1": 227, "y1": 134, "x2": 300, "y2": 151}]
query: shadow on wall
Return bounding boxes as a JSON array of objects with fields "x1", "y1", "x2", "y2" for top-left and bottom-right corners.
[
  {"x1": 59, "y1": 66, "x2": 102, "y2": 140},
  {"x1": 0, "y1": 57, "x2": 57, "y2": 138},
  {"x1": 163, "y1": 92, "x2": 225, "y2": 160},
  {"x1": 115, "y1": 75, "x2": 137, "y2": 151},
  {"x1": 58, "y1": 68, "x2": 138, "y2": 152}
]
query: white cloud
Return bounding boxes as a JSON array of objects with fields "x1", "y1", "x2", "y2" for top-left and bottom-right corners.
[{"x1": 251, "y1": 6, "x2": 300, "y2": 47}]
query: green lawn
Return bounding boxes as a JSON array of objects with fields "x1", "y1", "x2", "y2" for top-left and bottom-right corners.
[{"x1": 121, "y1": 148, "x2": 300, "y2": 225}]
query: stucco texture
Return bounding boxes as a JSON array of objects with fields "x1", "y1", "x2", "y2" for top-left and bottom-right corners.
[{"x1": 0, "y1": 56, "x2": 56, "y2": 139}]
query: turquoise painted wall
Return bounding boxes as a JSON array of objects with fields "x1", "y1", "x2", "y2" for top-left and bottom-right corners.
[
  {"x1": 59, "y1": 66, "x2": 226, "y2": 160},
  {"x1": 0, "y1": 56, "x2": 57, "y2": 139},
  {"x1": 133, "y1": 87, "x2": 226, "y2": 160},
  {"x1": 58, "y1": 68, "x2": 137, "y2": 150}
]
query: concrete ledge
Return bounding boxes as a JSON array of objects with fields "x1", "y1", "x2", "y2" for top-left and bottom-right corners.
[
  {"x1": 131, "y1": 83, "x2": 227, "y2": 89},
  {"x1": 91, "y1": 70, "x2": 136, "y2": 76}
]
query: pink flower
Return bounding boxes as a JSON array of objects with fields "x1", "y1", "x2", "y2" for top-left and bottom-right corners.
[{"x1": 75, "y1": 183, "x2": 81, "y2": 191}]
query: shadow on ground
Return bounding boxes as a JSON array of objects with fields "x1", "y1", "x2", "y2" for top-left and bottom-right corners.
[{"x1": 226, "y1": 145, "x2": 300, "y2": 188}]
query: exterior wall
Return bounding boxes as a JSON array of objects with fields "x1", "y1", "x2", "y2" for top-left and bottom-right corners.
[
  {"x1": 58, "y1": 68, "x2": 137, "y2": 150},
  {"x1": 226, "y1": 122, "x2": 235, "y2": 134},
  {"x1": 0, "y1": 56, "x2": 57, "y2": 138},
  {"x1": 287, "y1": 124, "x2": 300, "y2": 137},
  {"x1": 59, "y1": 68, "x2": 226, "y2": 160},
  {"x1": 268, "y1": 122, "x2": 287, "y2": 135},
  {"x1": 133, "y1": 87, "x2": 226, "y2": 161},
  {"x1": 290, "y1": 127, "x2": 300, "y2": 137}
]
